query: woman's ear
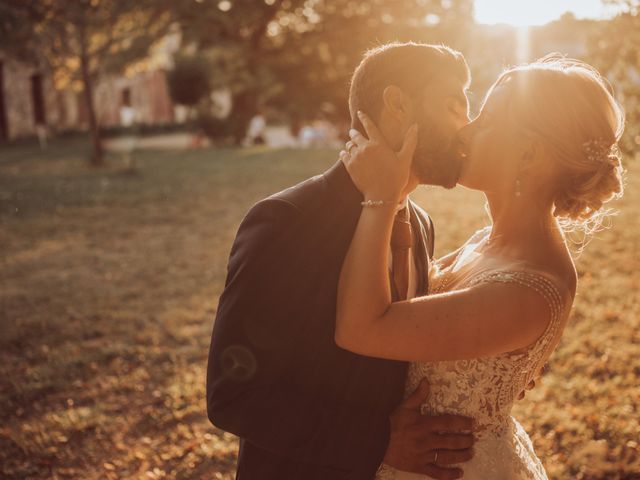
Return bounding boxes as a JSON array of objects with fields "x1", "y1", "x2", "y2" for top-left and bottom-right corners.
[{"x1": 520, "y1": 138, "x2": 542, "y2": 174}]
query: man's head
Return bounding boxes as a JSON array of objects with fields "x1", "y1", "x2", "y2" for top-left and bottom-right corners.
[{"x1": 349, "y1": 42, "x2": 470, "y2": 188}]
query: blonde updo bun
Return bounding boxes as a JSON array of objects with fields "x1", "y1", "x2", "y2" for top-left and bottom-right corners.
[
  {"x1": 494, "y1": 54, "x2": 626, "y2": 231},
  {"x1": 553, "y1": 148, "x2": 624, "y2": 222}
]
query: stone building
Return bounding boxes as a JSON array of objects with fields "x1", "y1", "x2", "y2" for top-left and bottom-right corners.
[
  {"x1": 94, "y1": 69, "x2": 178, "y2": 128},
  {"x1": 0, "y1": 50, "x2": 182, "y2": 143},
  {"x1": 0, "y1": 53, "x2": 78, "y2": 142}
]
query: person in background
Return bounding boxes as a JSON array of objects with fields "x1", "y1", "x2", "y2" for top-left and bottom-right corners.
[
  {"x1": 246, "y1": 107, "x2": 267, "y2": 145},
  {"x1": 119, "y1": 91, "x2": 139, "y2": 171}
]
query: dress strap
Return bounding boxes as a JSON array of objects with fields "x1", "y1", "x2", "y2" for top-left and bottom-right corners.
[
  {"x1": 468, "y1": 225, "x2": 492, "y2": 244},
  {"x1": 466, "y1": 270, "x2": 566, "y2": 352},
  {"x1": 465, "y1": 270, "x2": 569, "y2": 410},
  {"x1": 442, "y1": 226, "x2": 492, "y2": 276}
]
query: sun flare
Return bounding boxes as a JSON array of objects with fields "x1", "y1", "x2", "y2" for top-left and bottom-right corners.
[{"x1": 474, "y1": 0, "x2": 622, "y2": 27}]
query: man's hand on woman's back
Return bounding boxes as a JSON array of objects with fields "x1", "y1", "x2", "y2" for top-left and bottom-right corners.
[{"x1": 383, "y1": 379, "x2": 476, "y2": 480}]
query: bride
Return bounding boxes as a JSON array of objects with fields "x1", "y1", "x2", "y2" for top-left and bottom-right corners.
[{"x1": 335, "y1": 56, "x2": 625, "y2": 479}]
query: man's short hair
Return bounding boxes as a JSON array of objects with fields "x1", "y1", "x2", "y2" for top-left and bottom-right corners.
[{"x1": 349, "y1": 42, "x2": 470, "y2": 128}]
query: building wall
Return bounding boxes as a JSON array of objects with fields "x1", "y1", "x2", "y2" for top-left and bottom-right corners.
[
  {"x1": 0, "y1": 52, "x2": 181, "y2": 141},
  {"x1": 57, "y1": 89, "x2": 83, "y2": 131},
  {"x1": 0, "y1": 55, "x2": 60, "y2": 140},
  {"x1": 94, "y1": 69, "x2": 176, "y2": 127}
]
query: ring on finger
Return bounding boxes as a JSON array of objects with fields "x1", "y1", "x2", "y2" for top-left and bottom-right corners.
[{"x1": 346, "y1": 142, "x2": 356, "y2": 154}]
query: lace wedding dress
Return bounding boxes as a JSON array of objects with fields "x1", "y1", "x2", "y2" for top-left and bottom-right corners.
[{"x1": 377, "y1": 228, "x2": 569, "y2": 480}]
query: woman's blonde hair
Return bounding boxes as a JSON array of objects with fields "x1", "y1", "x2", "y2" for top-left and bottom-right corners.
[{"x1": 492, "y1": 54, "x2": 625, "y2": 233}]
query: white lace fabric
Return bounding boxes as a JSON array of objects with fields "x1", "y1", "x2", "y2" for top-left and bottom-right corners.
[{"x1": 377, "y1": 230, "x2": 568, "y2": 480}]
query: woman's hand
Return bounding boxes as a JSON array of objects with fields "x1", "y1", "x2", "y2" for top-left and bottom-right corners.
[{"x1": 339, "y1": 111, "x2": 418, "y2": 202}]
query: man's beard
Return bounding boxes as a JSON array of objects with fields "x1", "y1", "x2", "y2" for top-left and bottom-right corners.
[{"x1": 412, "y1": 116, "x2": 463, "y2": 189}]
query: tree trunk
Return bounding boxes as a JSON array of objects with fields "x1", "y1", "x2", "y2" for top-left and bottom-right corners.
[{"x1": 79, "y1": 27, "x2": 103, "y2": 166}]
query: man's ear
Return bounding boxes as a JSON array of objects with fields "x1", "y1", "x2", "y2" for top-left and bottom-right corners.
[{"x1": 382, "y1": 85, "x2": 410, "y2": 122}]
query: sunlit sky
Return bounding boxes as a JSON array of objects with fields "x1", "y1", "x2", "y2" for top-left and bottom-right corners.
[{"x1": 475, "y1": 0, "x2": 624, "y2": 26}]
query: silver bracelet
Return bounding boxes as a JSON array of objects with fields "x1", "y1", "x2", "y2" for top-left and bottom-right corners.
[{"x1": 361, "y1": 199, "x2": 398, "y2": 207}]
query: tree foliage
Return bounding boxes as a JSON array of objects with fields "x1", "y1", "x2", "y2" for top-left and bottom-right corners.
[
  {"x1": 0, "y1": 0, "x2": 172, "y2": 165},
  {"x1": 166, "y1": 54, "x2": 212, "y2": 107},
  {"x1": 171, "y1": 0, "x2": 474, "y2": 143},
  {"x1": 588, "y1": 0, "x2": 640, "y2": 156}
]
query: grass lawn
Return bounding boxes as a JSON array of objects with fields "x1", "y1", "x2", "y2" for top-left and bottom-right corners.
[{"x1": 0, "y1": 138, "x2": 638, "y2": 479}]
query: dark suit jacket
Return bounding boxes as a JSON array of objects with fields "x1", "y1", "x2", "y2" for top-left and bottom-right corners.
[{"x1": 206, "y1": 160, "x2": 435, "y2": 480}]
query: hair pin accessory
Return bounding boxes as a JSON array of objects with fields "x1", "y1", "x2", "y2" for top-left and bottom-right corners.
[{"x1": 583, "y1": 139, "x2": 615, "y2": 164}]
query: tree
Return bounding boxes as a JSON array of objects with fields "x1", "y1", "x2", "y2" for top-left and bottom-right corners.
[
  {"x1": 166, "y1": 52, "x2": 236, "y2": 142},
  {"x1": 169, "y1": 0, "x2": 299, "y2": 144},
  {"x1": 0, "y1": 0, "x2": 171, "y2": 166},
  {"x1": 171, "y1": 0, "x2": 474, "y2": 144},
  {"x1": 167, "y1": 54, "x2": 212, "y2": 107},
  {"x1": 270, "y1": 0, "x2": 474, "y2": 125},
  {"x1": 588, "y1": 1, "x2": 640, "y2": 156}
]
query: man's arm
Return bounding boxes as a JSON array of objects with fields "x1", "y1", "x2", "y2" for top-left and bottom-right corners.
[{"x1": 206, "y1": 198, "x2": 391, "y2": 474}]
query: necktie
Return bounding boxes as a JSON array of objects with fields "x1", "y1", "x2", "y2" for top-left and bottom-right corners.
[{"x1": 391, "y1": 207, "x2": 413, "y2": 300}]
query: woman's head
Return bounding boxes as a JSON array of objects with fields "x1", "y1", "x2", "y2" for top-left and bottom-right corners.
[{"x1": 459, "y1": 54, "x2": 625, "y2": 230}]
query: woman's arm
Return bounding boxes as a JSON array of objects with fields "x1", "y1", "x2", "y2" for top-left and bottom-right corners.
[
  {"x1": 336, "y1": 268, "x2": 555, "y2": 362},
  {"x1": 335, "y1": 201, "x2": 554, "y2": 362}
]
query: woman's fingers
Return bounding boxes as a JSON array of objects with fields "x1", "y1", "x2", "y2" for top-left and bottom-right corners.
[
  {"x1": 345, "y1": 140, "x2": 355, "y2": 153},
  {"x1": 398, "y1": 123, "x2": 418, "y2": 163},
  {"x1": 357, "y1": 110, "x2": 384, "y2": 142},
  {"x1": 349, "y1": 128, "x2": 367, "y2": 147}
]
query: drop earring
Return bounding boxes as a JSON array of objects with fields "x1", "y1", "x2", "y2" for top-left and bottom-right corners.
[{"x1": 515, "y1": 178, "x2": 522, "y2": 197}]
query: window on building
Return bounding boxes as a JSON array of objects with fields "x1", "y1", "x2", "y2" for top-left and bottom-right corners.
[
  {"x1": 0, "y1": 61, "x2": 8, "y2": 141},
  {"x1": 122, "y1": 87, "x2": 131, "y2": 107},
  {"x1": 31, "y1": 73, "x2": 46, "y2": 126}
]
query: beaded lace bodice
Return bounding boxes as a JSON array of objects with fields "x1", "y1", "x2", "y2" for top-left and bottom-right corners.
[
  {"x1": 410, "y1": 268, "x2": 564, "y2": 438},
  {"x1": 377, "y1": 228, "x2": 569, "y2": 480}
]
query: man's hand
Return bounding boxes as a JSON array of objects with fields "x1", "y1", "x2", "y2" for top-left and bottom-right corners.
[{"x1": 383, "y1": 379, "x2": 475, "y2": 480}]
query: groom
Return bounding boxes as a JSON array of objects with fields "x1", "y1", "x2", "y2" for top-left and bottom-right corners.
[{"x1": 207, "y1": 43, "x2": 475, "y2": 480}]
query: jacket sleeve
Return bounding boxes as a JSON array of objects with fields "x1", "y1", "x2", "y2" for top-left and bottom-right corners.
[{"x1": 206, "y1": 197, "x2": 390, "y2": 475}]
